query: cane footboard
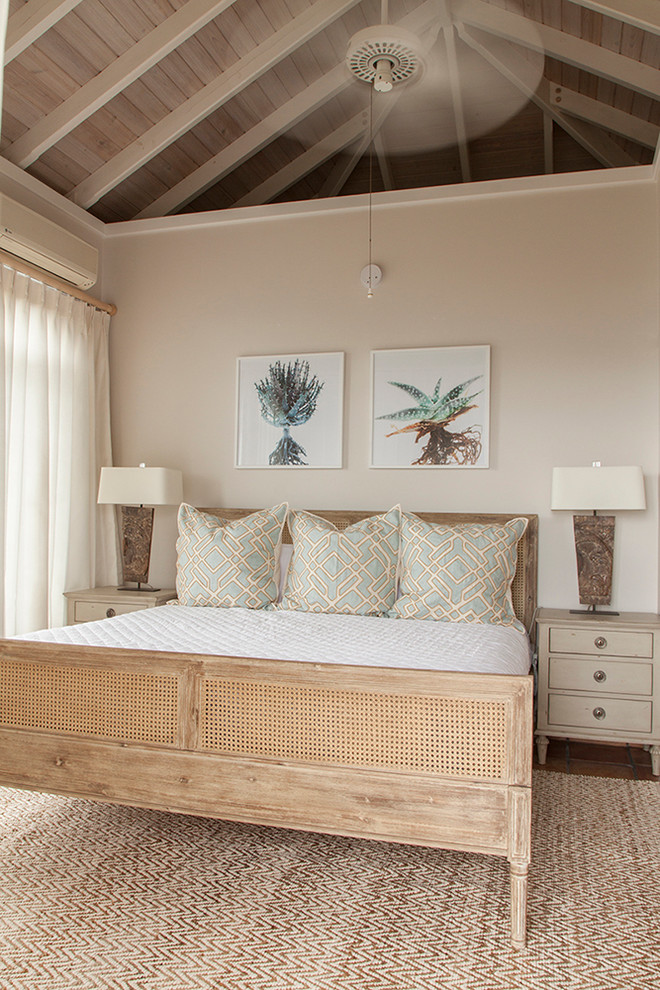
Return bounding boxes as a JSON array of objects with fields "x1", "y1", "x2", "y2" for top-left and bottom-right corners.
[
  {"x1": 0, "y1": 509, "x2": 537, "y2": 948},
  {"x1": 0, "y1": 643, "x2": 532, "y2": 946}
]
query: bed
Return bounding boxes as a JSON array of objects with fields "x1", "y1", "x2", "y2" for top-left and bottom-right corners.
[{"x1": 0, "y1": 507, "x2": 537, "y2": 948}]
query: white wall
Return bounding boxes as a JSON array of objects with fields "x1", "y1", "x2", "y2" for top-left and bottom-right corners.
[{"x1": 102, "y1": 174, "x2": 660, "y2": 612}]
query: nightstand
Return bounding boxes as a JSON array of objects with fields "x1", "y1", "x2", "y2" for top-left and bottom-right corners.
[
  {"x1": 64, "y1": 586, "x2": 177, "y2": 624},
  {"x1": 536, "y1": 608, "x2": 660, "y2": 776}
]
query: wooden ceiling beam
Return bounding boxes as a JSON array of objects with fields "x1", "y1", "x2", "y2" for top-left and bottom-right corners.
[
  {"x1": 316, "y1": 94, "x2": 402, "y2": 199},
  {"x1": 132, "y1": 0, "x2": 441, "y2": 216},
  {"x1": 543, "y1": 115, "x2": 554, "y2": 174},
  {"x1": 316, "y1": 137, "x2": 363, "y2": 199},
  {"x1": 551, "y1": 85, "x2": 660, "y2": 148},
  {"x1": 4, "y1": 0, "x2": 82, "y2": 64},
  {"x1": 67, "y1": 0, "x2": 365, "y2": 210},
  {"x1": 457, "y1": 26, "x2": 638, "y2": 168},
  {"x1": 457, "y1": 0, "x2": 660, "y2": 100},
  {"x1": 556, "y1": 116, "x2": 637, "y2": 168},
  {"x1": 234, "y1": 108, "x2": 381, "y2": 209},
  {"x1": 4, "y1": 0, "x2": 241, "y2": 168},
  {"x1": 442, "y1": 22, "x2": 471, "y2": 183},
  {"x1": 374, "y1": 132, "x2": 394, "y2": 191},
  {"x1": 571, "y1": 0, "x2": 660, "y2": 35},
  {"x1": 137, "y1": 63, "x2": 351, "y2": 218}
]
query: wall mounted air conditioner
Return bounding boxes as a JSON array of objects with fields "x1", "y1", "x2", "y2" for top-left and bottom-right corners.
[{"x1": 0, "y1": 194, "x2": 98, "y2": 289}]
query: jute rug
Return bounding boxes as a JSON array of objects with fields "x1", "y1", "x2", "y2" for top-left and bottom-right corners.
[{"x1": 0, "y1": 771, "x2": 658, "y2": 990}]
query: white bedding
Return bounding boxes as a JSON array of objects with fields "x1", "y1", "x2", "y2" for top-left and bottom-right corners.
[{"x1": 18, "y1": 604, "x2": 531, "y2": 676}]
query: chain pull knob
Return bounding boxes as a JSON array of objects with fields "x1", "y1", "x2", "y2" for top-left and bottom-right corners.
[
  {"x1": 593, "y1": 669, "x2": 607, "y2": 683},
  {"x1": 594, "y1": 636, "x2": 607, "y2": 649},
  {"x1": 592, "y1": 707, "x2": 606, "y2": 721}
]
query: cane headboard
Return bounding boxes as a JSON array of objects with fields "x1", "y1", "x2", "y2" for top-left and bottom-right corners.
[{"x1": 200, "y1": 508, "x2": 538, "y2": 638}]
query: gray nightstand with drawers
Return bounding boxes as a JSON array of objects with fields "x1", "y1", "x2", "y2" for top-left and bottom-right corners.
[
  {"x1": 64, "y1": 586, "x2": 177, "y2": 624},
  {"x1": 536, "y1": 608, "x2": 659, "y2": 775}
]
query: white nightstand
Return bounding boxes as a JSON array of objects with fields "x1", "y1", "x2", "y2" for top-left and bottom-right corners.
[
  {"x1": 535, "y1": 608, "x2": 660, "y2": 775},
  {"x1": 64, "y1": 586, "x2": 177, "y2": 624}
]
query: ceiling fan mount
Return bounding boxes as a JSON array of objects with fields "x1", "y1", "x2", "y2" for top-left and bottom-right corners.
[{"x1": 346, "y1": 25, "x2": 423, "y2": 92}]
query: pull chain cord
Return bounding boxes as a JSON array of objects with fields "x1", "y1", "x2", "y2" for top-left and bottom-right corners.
[{"x1": 367, "y1": 83, "x2": 374, "y2": 298}]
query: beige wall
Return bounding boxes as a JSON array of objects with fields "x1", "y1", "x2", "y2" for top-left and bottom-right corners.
[{"x1": 102, "y1": 176, "x2": 660, "y2": 611}]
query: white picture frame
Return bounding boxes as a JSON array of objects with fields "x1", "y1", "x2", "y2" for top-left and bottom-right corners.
[
  {"x1": 236, "y1": 352, "x2": 344, "y2": 468},
  {"x1": 371, "y1": 345, "x2": 490, "y2": 468}
]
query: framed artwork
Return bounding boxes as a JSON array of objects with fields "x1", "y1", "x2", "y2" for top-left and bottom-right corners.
[
  {"x1": 371, "y1": 345, "x2": 490, "y2": 468},
  {"x1": 236, "y1": 352, "x2": 344, "y2": 468}
]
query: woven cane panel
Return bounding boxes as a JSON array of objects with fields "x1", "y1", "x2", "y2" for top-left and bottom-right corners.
[
  {"x1": 511, "y1": 540, "x2": 525, "y2": 621},
  {"x1": 0, "y1": 660, "x2": 178, "y2": 744},
  {"x1": 281, "y1": 516, "x2": 353, "y2": 544},
  {"x1": 201, "y1": 679, "x2": 507, "y2": 778}
]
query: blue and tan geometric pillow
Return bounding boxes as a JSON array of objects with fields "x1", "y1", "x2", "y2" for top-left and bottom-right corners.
[
  {"x1": 176, "y1": 503, "x2": 288, "y2": 609},
  {"x1": 389, "y1": 513, "x2": 527, "y2": 631},
  {"x1": 279, "y1": 506, "x2": 401, "y2": 616}
]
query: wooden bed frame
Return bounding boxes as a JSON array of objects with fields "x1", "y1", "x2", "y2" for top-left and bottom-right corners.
[{"x1": 0, "y1": 509, "x2": 537, "y2": 948}]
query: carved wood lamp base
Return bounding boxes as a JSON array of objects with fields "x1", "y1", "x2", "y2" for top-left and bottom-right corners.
[
  {"x1": 573, "y1": 513, "x2": 615, "y2": 612},
  {"x1": 119, "y1": 505, "x2": 156, "y2": 589}
]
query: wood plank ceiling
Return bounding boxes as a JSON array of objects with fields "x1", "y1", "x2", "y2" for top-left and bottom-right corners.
[{"x1": 1, "y1": 0, "x2": 658, "y2": 224}]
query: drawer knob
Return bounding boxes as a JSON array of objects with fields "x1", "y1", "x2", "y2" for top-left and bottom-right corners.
[
  {"x1": 594, "y1": 636, "x2": 607, "y2": 649},
  {"x1": 593, "y1": 669, "x2": 607, "y2": 683},
  {"x1": 106, "y1": 607, "x2": 116, "y2": 618},
  {"x1": 592, "y1": 707, "x2": 606, "y2": 721}
]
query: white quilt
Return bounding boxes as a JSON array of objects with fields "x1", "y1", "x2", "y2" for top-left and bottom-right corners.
[{"x1": 18, "y1": 604, "x2": 531, "y2": 676}]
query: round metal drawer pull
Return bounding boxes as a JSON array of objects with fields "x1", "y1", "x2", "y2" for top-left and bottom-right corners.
[
  {"x1": 594, "y1": 636, "x2": 607, "y2": 649},
  {"x1": 105, "y1": 607, "x2": 116, "y2": 618},
  {"x1": 593, "y1": 669, "x2": 607, "y2": 683},
  {"x1": 592, "y1": 707, "x2": 606, "y2": 721}
]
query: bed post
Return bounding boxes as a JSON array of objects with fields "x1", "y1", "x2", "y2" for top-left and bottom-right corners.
[
  {"x1": 508, "y1": 784, "x2": 532, "y2": 949},
  {"x1": 510, "y1": 861, "x2": 529, "y2": 950}
]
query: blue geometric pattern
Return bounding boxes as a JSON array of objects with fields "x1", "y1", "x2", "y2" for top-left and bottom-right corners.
[
  {"x1": 176, "y1": 503, "x2": 288, "y2": 609},
  {"x1": 390, "y1": 514, "x2": 527, "y2": 630},
  {"x1": 279, "y1": 507, "x2": 401, "y2": 616}
]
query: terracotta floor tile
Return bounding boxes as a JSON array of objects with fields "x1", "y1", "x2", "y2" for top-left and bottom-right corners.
[
  {"x1": 629, "y1": 746, "x2": 653, "y2": 768},
  {"x1": 532, "y1": 740, "x2": 658, "y2": 779},
  {"x1": 569, "y1": 741, "x2": 631, "y2": 764},
  {"x1": 534, "y1": 740, "x2": 567, "y2": 764},
  {"x1": 633, "y1": 765, "x2": 659, "y2": 782},
  {"x1": 544, "y1": 739, "x2": 568, "y2": 758}
]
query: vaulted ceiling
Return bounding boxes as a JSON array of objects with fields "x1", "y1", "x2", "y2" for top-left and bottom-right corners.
[{"x1": 1, "y1": 0, "x2": 659, "y2": 224}]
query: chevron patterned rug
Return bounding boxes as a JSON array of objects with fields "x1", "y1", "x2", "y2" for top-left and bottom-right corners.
[{"x1": 0, "y1": 771, "x2": 658, "y2": 990}]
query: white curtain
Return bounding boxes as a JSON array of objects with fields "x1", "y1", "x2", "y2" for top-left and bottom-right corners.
[{"x1": 0, "y1": 264, "x2": 117, "y2": 635}]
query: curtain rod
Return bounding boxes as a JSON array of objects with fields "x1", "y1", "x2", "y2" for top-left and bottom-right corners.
[{"x1": 0, "y1": 248, "x2": 117, "y2": 315}]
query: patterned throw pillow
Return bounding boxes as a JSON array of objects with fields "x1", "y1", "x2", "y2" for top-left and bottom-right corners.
[
  {"x1": 389, "y1": 514, "x2": 528, "y2": 631},
  {"x1": 279, "y1": 507, "x2": 401, "y2": 616},
  {"x1": 176, "y1": 503, "x2": 288, "y2": 609}
]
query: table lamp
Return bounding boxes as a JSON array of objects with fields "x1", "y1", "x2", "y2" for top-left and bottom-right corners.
[
  {"x1": 551, "y1": 463, "x2": 645, "y2": 614},
  {"x1": 98, "y1": 465, "x2": 183, "y2": 591}
]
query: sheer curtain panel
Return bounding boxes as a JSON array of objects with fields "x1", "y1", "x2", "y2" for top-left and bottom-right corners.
[{"x1": 0, "y1": 264, "x2": 117, "y2": 635}]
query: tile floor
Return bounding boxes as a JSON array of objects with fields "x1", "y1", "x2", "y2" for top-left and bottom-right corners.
[{"x1": 534, "y1": 738, "x2": 658, "y2": 780}]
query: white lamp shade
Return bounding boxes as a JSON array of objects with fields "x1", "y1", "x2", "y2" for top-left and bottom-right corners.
[
  {"x1": 97, "y1": 467, "x2": 183, "y2": 506},
  {"x1": 551, "y1": 466, "x2": 646, "y2": 511}
]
